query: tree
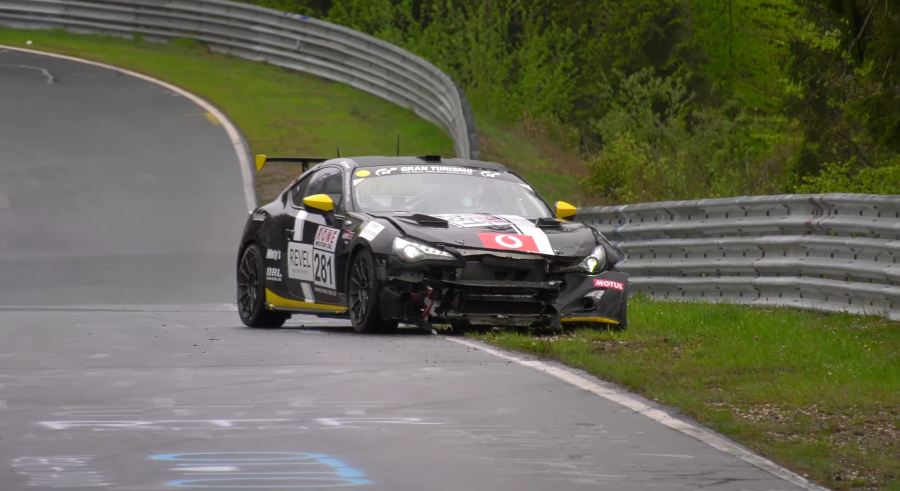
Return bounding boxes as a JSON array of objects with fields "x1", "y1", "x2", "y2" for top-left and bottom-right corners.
[{"x1": 787, "y1": 0, "x2": 899, "y2": 189}]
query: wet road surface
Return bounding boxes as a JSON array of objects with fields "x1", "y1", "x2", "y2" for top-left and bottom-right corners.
[{"x1": 0, "y1": 48, "x2": 812, "y2": 491}]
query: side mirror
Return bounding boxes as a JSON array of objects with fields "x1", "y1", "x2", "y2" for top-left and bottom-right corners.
[
  {"x1": 555, "y1": 201, "x2": 577, "y2": 219},
  {"x1": 255, "y1": 154, "x2": 267, "y2": 171},
  {"x1": 303, "y1": 194, "x2": 334, "y2": 212}
]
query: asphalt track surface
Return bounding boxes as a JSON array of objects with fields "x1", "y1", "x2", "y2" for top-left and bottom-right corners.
[{"x1": 0, "y1": 49, "x2": 813, "y2": 491}]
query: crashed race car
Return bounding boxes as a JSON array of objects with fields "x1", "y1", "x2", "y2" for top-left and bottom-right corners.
[{"x1": 236, "y1": 154, "x2": 629, "y2": 333}]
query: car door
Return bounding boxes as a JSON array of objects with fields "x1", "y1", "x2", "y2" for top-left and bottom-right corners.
[
  {"x1": 285, "y1": 166, "x2": 349, "y2": 308},
  {"x1": 259, "y1": 172, "x2": 313, "y2": 299}
]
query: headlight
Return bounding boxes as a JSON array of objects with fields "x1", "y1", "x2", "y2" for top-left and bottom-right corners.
[
  {"x1": 392, "y1": 237, "x2": 455, "y2": 262},
  {"x1": 580, "y1": 244, "x2": 607, "y2": 273}
]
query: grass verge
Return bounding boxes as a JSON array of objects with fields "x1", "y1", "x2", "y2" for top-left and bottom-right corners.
[
  {"x1": 0, "y1": 28, "x2": 593, "y2": 206},
  {"x1": 476, "y1": 297, "x2": 899, "y2": 491}
]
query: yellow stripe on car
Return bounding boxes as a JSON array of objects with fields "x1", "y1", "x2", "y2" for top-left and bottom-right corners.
[
  {"x1": 265, "y1": 289, "x2": 347, "y2": 313},
  {"x1": 561, "y1": 316, "x2": 620, "y2": 325}
]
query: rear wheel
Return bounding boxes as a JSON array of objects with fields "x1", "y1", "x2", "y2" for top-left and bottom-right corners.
[
  {"x1": 237, "y1": 243, "x2": 289, "y2": 328},
  {"x1": 348, "y1": 248, "x2": 398, "y2": 334}
]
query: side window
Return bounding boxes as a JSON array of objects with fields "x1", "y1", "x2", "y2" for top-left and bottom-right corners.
[
  {"x1": 306, "y1": 167, "x2": 345, "y2": 215},
  {"x1": 289, "y1": 174, "x2": 313, "y2": 208}
]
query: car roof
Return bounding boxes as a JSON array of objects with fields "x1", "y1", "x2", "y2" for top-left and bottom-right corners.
[{"x1": 324, "y1": 156, "x2": 511, "y2": 171}]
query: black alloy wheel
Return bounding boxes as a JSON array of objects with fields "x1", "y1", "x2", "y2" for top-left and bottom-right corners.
[
  {"x1": 237, "y1": 243, "x2": 288, "y2": 328},
  {"x1": 348, "y1": 248, "x2": 398, "y2": 334}
]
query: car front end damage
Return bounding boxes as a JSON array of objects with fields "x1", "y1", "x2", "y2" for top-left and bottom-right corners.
[{"x1": 375, "y1": 242, "x2": 629, "y2": 330}]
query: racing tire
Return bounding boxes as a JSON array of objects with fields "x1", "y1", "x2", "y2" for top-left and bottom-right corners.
[
  {"x1": 237, "y1": 243, "x2": 289, "y2": 328},
  {"x1": 348, "y1": 248, "x2": 399, "y2": 334}
]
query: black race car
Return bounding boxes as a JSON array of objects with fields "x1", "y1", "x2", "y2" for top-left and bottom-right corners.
[{"x1": 236, "y1": 154, "x2": 629, "y2": 333}]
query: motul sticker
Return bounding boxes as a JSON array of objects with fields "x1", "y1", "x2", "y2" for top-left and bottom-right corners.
[
  {"x1": 594, "y1": 279, "x2": 624, "y2": 291},
  {"x1": 477, "y1": 233, "x2": 541, "y2": 253}
]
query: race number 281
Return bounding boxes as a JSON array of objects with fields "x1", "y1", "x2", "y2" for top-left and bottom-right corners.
[{"x1": 313, "y1": 251, "x2": 335, "y2": 289}]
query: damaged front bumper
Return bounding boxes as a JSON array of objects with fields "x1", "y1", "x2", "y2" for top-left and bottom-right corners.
[{"x1": 377, "y1": 253, "x2": 629, "y2": 329}]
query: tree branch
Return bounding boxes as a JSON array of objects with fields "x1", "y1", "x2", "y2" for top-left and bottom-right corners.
[{"x1": 842, "y1": 1, "x2": 877, "y2": 76}]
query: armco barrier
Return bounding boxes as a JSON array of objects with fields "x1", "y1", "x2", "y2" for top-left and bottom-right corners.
[
  {"x1": 0, "y1": 0, "x2": 478, "y2": 160},
  {"x1": 577, "y1": 194, "x2": 900, "y2": 320}
]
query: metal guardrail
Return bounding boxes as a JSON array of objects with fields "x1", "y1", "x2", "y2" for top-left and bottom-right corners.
[
  {"x1": 577, "y1": 194, "x2": 900, "y2": 320},
  {"x1": 0, "y1": 0, "x2": 479, "y2": 160}
]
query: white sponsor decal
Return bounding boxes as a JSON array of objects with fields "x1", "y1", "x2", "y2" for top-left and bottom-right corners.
[
  {"x1": 313, "y1": 250, "x2": 335, "y2": 289},
  {"x1": 287, "y1": 242, "x2": 314, "y2": 282},
  {"x1": 292, "y1": 211, "x2": 308, "y2": 241},
  {"x1": 431, "y1": 214, "x2": 511, "y2": 229},
  {"x1": 266, "y1": 267, "x2": 282, "y2": 282},
  {"x1": 359, "y1": 221, "x2": 385, "y2": 241},
  {"x1": 266, "y1": 249, "x2": 281, "y2": 260},
  {"x1": 594, "y1": 279, "x2": 624, "y2": 291},
  {"x1": 300, "y1": 282, "x2": 315, "y2": 302},
  {"x1": 399, "y1": 165, "x2": 473, "y2": 175},
  {"x1": 252, "y1": 212, "x2": 266, "y2": 221},
  {"x1": 313, "y1": 226, "x2": 340, "y2": 252},
  {"x1": 375, "y1": 167, "x2": 396, "y2": 176},
  {"x1": 497, "y1": 215, "x2": 555, "y2": 255},
  {"x1": 481, "y1": 170, "x2": 501, "y2": 178}
]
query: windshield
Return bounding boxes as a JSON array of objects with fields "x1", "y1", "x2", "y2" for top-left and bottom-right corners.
[{"x1": 352, "y1": 166, "x2": 553, "y2": 217}]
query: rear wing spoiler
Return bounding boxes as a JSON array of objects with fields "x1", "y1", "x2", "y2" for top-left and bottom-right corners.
[{"x1": 255, "y1": 155, "x2": 328, "y2": 172}]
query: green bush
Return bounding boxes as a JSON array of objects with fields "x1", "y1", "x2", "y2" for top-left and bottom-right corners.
[
  {"x1": 795, "y1": 158, "x2": 900, "y2": 195},
  {"x1": 582, "y1": 69, "x2": 792, "y2": 203}
]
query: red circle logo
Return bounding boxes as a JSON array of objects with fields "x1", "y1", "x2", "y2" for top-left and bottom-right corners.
[{"x1": 494, "y1": 235, "x2": 523, "y2": 249}]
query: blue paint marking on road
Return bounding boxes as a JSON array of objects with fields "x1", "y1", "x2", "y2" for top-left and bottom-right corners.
[{"x1": 151, "y1": 452, "x2": 371, "y2": 488}]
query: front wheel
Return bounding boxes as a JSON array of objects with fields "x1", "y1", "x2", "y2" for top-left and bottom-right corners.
[
  {"x1": 237, "y1": 243, "x2": 289, "y2": 328},
  {"x1": 347, "y1": 248, "x2": 398, "y2": 334}
]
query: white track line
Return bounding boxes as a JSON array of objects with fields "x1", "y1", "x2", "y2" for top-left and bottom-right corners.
[
  {"x1": 0, "y1": 64, "x2": 54, "y2": 84},
  {"x1": 447, "y1": 337, "x2": 831, "y2": 491},
  {"x1": 0, "y1": 45, "x2": 257, "y2": 211}
]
